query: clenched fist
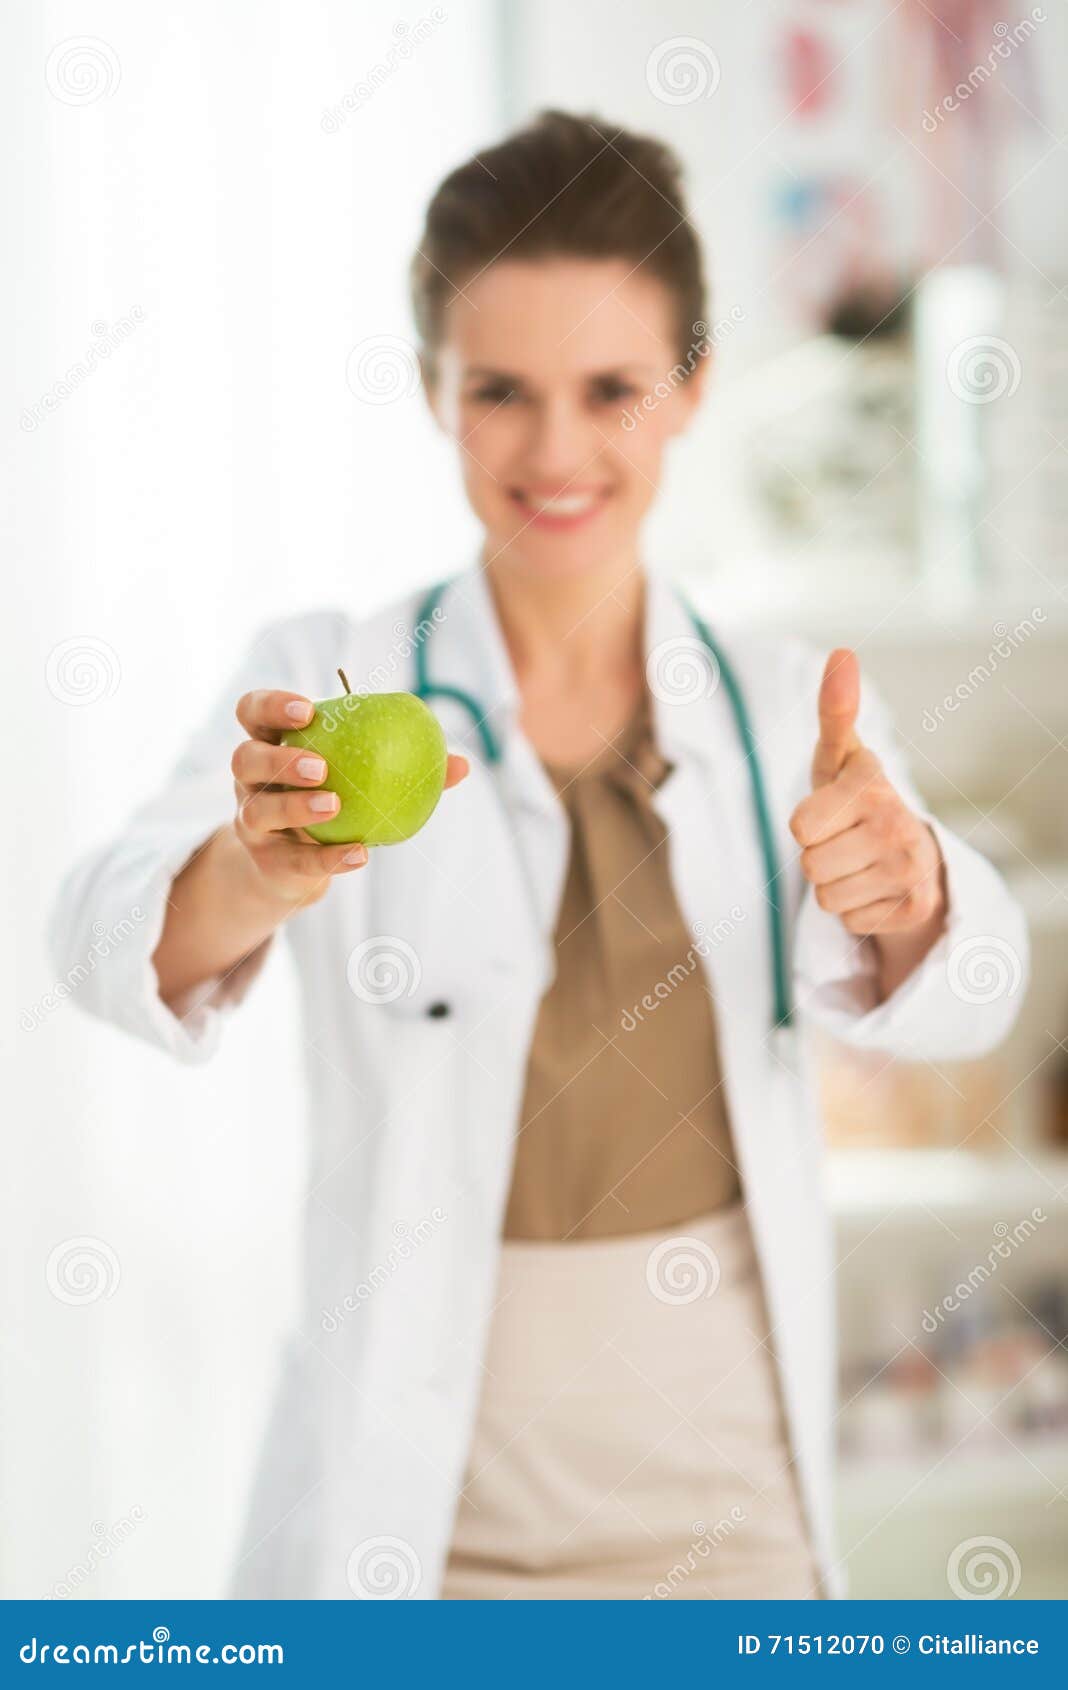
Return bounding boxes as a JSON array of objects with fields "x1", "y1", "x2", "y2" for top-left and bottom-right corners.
[{"x1": 789, "y1": 650, "x2": 946, "y2": 993}]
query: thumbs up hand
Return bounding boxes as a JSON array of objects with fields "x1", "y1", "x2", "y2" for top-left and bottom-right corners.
[{"x1": 789, "y1": 651, "x2": 946, "y2": 962}]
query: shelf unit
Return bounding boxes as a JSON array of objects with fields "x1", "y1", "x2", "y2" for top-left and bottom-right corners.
[
  {"x1": 830, "y1": 1147, "x2": 1068, "y2": 1597},
  {"x1": 829, "y1": 1147, "x2": 1068, "y2": 1226},
  {"x1": 839, "y1": 1437, "x2": 1068, "y2": 1512}
]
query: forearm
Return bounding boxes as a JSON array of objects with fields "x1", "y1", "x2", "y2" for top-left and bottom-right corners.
[{"x1": 152, "y1": 823, "x2": 295, "y2": 1006}]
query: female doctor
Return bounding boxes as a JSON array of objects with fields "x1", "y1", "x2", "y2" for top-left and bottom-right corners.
[{"x1": 51, "y1": 110, "x2": 1027, "y2": 1601}]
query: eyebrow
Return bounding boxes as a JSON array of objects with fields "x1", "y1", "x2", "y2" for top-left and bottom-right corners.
[{"x1": 461, "y1": 364, "x2": 658, "y2": 382}]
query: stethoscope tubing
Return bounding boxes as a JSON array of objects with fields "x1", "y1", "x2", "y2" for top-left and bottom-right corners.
[{"x1": 411, "y1": 577, "x2": 792, "y2": 1031}]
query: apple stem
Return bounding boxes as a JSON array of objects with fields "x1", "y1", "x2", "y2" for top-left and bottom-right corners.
[{"x1": 337, "y1": 667, "x2": 352, "y2": 694}]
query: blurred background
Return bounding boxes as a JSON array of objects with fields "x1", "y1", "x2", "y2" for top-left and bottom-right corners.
[{"x1": 6, "y1": 0, "x2": 1068, "y2": 1600}]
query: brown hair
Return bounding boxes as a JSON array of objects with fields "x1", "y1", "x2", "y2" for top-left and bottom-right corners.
[{"x1": 410, "y1": 109, "x2": 709, "y2": 380}]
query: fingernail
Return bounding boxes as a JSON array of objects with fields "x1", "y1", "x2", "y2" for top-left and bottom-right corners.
[
  {"x1": 309, "y1": 792, "x2": 340, "y2": 813},
  {"x1": 286, "y1": 700, "x2": 313, "y2": 723},
  {"x1": 343, "y1": 846, "x2": 367, "y2": 865},
  {"x1": 297, "y1": 756, "x2": 326, "y2": 782}
]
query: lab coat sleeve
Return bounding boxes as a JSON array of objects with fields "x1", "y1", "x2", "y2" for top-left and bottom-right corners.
[
  {"x1": 47, "y1": 616, "x2": 333, "y2": 1066},
  {"x1": 791, "y1": 655, "x2": 1029, "y2": 1062}
]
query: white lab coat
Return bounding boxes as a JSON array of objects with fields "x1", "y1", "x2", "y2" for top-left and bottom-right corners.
[{"x1": 49, "y1": 561, "x2": 1028, "y2": 1600}]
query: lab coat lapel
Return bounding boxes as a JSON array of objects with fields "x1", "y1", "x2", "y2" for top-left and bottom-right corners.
[
  {"x1": 430, "y1": 562, "x2": 775, "y2": 1029},
  {"x1": 643, "y1": 571, "x2": 774, "y2": 1045},
  {"x1": 429, "y1": 564, "x2": 567, "y2": 982}
]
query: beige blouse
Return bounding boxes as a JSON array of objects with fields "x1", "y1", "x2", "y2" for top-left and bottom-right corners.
[{"x1": 502, "y1": 685, "x2": 741, "y2": 1241}]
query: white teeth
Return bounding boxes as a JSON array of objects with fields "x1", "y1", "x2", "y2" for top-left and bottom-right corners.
[{"x1": 521, "y1": 493, "x2": 598, "y2": 515}]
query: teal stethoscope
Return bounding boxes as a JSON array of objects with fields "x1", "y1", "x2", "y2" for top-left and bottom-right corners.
[{"x1": 411, "y1": 578, "x2": 793, "y2": 1040}]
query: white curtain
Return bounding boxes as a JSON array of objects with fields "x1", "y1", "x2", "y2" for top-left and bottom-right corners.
[{"x1": 6, "y1": 0, "x2": 501, "y2": 1597}]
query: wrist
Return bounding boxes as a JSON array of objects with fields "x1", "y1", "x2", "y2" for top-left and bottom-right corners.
[
  {"x1": 873, "y1": 849, "x2": 948, "y2": 1000},
  {"x1": 220, "y1": 823, "x2": 306, "y2": 923}
]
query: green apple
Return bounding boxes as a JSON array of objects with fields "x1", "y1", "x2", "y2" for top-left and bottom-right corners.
[{"x1": 282, "y1": 673, "x2": 448, "y2": 846}]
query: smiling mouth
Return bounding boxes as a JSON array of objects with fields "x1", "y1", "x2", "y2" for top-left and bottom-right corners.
[{"x1": 509, "y1": 488, "x2": 610, "y2": 526}]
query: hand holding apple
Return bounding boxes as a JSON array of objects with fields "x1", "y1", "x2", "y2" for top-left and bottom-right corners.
[
  {"x1": 230, "y1": 682, "x2": 468, "y2": 909},
  {"x1": 788, "y1": 650, "x2": 946, "y2": 970},
  {"x1": 281, "y1": 672, "x2": 451, "y2": 846}
]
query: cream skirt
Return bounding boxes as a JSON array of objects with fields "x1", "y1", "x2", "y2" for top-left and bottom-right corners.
[{"x1": 441, "y1": 1202, "x2": 822, "y2": 1600}]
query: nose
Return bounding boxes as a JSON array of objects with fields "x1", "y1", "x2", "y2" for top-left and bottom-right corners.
[{"x1": 523, "y1": 394, "x2": 602, "y2": 483}]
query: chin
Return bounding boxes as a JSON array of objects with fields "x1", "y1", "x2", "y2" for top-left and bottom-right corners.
[
  {"x1": 492, "y1": 540, "x2": 613, "y2": 583},
  {"x1": 484, "y1": 509, "x2": 641, "y2": 581}
]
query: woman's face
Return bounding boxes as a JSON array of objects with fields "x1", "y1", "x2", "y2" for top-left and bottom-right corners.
[{"x1": 427, "y1": 257, "x2": 708, "y2": 580}]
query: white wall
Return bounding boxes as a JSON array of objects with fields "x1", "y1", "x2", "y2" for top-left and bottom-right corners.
[{"x1": 6, "y1": 0, "x2": 499, "y2": 1598}]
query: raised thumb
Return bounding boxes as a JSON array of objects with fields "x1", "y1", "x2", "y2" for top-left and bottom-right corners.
[{"x1": 812, "y1": 648, "x2": 861, "y2": 788}]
